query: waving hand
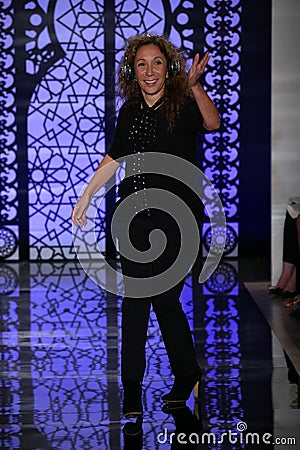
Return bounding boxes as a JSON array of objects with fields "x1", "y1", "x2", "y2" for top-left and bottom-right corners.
[{"x1": 188, "y1": 52, "x2": 210, "y2": 88}]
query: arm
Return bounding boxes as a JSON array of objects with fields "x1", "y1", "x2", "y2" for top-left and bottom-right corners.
[
  {"x1": 71, "y1": 154, "x2": 119, "y2": 227},
  {"x1": 188, "y1": 52, "x2": 221, "y2": 131}
]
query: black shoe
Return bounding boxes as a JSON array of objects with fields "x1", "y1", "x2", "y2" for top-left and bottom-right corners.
[
  {"x1": 123, "y1": 417, "x2": 143, "y2": 449},
  {"x1": 122, "y1": 381, "x2": 143, "y2": 418},
  {"x1": 162, "y1": 370, "x2": 202, "y2": 404},
  {"x1": 269, "y1": 287, "x2": 283, "y2": 296},
  {"x1": 282, "y1": 290, "x2": 298, "y2": 299}
]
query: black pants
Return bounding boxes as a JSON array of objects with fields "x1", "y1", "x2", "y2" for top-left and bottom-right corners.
[
  {"x1": 115, "y1": 210, "x2": 199, "y2": 382},
  {"x1": 283, "y1": 212, "x2": 298, "y2": 264},
  {"x1": 282, "y1": 211, "x2": 300, "y2": 291}
]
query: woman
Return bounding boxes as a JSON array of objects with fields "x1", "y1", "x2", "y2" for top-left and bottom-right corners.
[{"x1": 71, "y1": 34, "x2": 220, "y2": 418}]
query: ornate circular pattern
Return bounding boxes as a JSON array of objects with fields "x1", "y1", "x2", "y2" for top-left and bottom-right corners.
[
  {"x1": 204, "y1": 261, "x2": 238, "y2": 293},
  {"x1": 0, "y1": 264, "x2": 18, "y2": 295},
  {"x1": 0, "y1": 227, "x2": 18, "y2": 259},
  {"x1": 203, "y1": 224, "x2": 237, "y2": 256}
]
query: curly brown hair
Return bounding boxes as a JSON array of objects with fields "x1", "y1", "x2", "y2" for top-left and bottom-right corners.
[{"x1": 117, "y1": 34, "x2": 191, "y2": 129}]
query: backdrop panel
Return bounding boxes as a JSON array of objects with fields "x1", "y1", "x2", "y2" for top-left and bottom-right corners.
[{"x1": 0, "y1": 0, "x2": 248, "y2": 261}]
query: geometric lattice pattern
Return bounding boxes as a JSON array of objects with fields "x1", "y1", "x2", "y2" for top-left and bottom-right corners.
[
  {"x1": 1, "y1": 0, "x2": 241, "y2": 262},
  {"x1": 0, "y1": 0, "x2": 19, "y2": 259},
  {"x1": 27, "y1": 0, "x2": 106, "y2": 259},
  {"x1": 29, "y1": 263, "x2": 111, "y2": 447},
  {"x1": 202, "y1": 261, "x2": 244, "y2": 444},
  {"x1": 1, "y1": 260, "x2": 244, "y2": 449},
  {"x1": 26, "y1": 0, "x2": 207, "y2": 260},
  {"x1": 202, "y1": 0, "x2": 241, "y2": 257}
]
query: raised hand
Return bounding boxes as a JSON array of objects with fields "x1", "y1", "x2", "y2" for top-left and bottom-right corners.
[{"x1": 188, "y1": 52, "x2": 210, "y2": 88}]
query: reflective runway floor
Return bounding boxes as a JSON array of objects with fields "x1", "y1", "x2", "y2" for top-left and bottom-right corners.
[{"x1": 1, "y1": 260, "x2": 300, "y2": 449}]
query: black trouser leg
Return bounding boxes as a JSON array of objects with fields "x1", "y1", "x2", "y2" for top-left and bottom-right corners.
[
  {"x1": 121, "y1": 297, "x2": 151, "y2": 381},
  {"x1": 117, "y1": 215, "x2": 153, "y2": 382},
  {"x1": 150, "y1": 214, "x2": 199, "y2": 377},
  {"x1": 152, "y1": 284, "x2": 199, "y2": 377}
]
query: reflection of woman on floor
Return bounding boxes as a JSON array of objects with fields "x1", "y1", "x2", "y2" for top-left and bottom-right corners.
[{"x1": 71, "y1": 34, "x2": 220, "y2": 418}]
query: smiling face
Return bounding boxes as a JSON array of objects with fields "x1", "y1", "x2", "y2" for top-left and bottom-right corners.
[{"x1": 134, "y1": 43, "x2": 168, "y2": 106}]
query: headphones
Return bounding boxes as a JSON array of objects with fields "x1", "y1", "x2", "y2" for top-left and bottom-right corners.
[{"x1": 120, "y1": 58, "x2": 181, "y2": 81}]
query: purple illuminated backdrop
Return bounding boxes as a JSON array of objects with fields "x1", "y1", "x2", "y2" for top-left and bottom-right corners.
[
  {"x1": 0, "y1": 0, "x2": 240, "y2": 261},
  {"x1": 0, "y1": 1, "x2": 244, "y2": 448}
]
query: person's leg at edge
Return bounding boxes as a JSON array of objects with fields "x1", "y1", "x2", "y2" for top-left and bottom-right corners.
[
  {"x1": 270, "y1": 212, "x2": 298, "y2": 295},
  {"x1": 280, "y1": 213, "x2": 298, "y2": 295}
]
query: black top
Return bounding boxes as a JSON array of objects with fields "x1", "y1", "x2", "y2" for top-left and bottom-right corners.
[
  {"x1": 109, "y1": 96, "x2": 207, "y2": 161},
  {"x1": 108, "y1": 96, "x2": 210, "y2": 219}
]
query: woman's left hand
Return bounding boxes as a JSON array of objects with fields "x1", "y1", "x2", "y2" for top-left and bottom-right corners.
[{"x1": 188, "y1": 52, "x2": 210, "y2": 88}]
